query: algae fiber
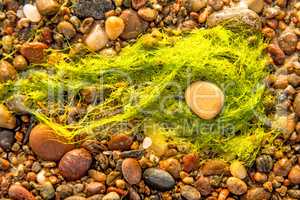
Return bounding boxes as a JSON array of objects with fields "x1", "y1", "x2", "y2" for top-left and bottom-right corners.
[{"x1": 0, "y1": 26, "x2": 269, "y2": 163}]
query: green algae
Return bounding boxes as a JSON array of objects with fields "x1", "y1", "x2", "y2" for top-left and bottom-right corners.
[{"x1": 0, "y1": 26, "x2": 269, "y2": 164}]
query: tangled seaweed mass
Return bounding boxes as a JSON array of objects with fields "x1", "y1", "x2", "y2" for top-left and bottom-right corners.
[{"x1": 0, "y1": 27, "x2": 269, "y2": 163}]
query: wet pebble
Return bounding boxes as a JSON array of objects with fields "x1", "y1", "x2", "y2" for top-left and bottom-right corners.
[
  {"x1": 288, "y1": 165, "x2": 300, "y2": 184},
  {"x1": 59, "y1": 148, "x2": 92, "y2": 181},
  {"x1": 80, "y1": 17, "x2": 94, "y2": 34},
  {"x1": 278, "y1": 31, "x2": 298, "y2": 55},
  {"x1": 23, "y1": 4, "x2": 42, "y2": 22},
  {"x1": 36, "y1": 0, "x2": 60, "y2": 15},
  {"x1": 20, "y1": 42, "x2": 48, "y2": 63},
  {"x1": 189, "y1": 0, "x2": 207, "y2": 12},
  {"x1": 181, "y1": 185, "x2": 201, "y2": 200},
  {"x1": 138, "y1": 8, "x2": 158, "y2": 22},
  {"x1": 226, "y1": 177, "x2": 247, "y2": 195},
  {"x1": 8, "y1": 184, "x2": 36, "y2": 200},
  {"x1": 85, "y1": 24, "x2": 108, "y2": 51},
  {"x1": 29, "y1": 124, "x2": 74, "y2": 161},
  {"x1": 0, "y1": 129, "x2": 15, "y2": 151},
  {"x1": 57, "y1": 21, "x2": 76, "y2": 39},
  {"x1": 0, "y1": 104, "x2": 16, "y2": 129},
  {"x1": 108, "y1": 134, "x2": 133, "y2": 151},
  {"x1": 89, "y1": 169, "x2": 107, "y2": 182},
  {"x1": 267, "y1": 44, "x2": 285, "y2": 65},
  {"x1": 132, "y1": 0, "x2": 147, "y2": 10},
  {"x1": 242, "y1": 187, "x2": 271, "y2": 200},
  {"x1": 182, "y1": 153, "x2": 199, "y2": 172},
  {"x1": 230, "y1": 161, "x2": 247, "y2": 179},
  {"x1": 273, "y1": 158, "x2": 292, "y2": 176},
  {"x1": 201, "y1": 160, "x2": 229, "y2": 176},
  {"x1": 122, "y1": 158, "x2": 142, "y2": 185},
  {"x1": 194, "y1": 176, "x2": 213, "y2": 196},
  {"x1": 13, "y1": 55, "x2": 28, "y2": 71},
  {"x1": 143, "y1": 168, "x2": 176, "y2": 191},
  {"x1": 39, "y1": 182, "x2": 55, "y2": 200},
  {"x1": 105, "y1": 16, "x2": 125, "y2": 40},
  {"x1": 256, "y1": 155, "x2": 273, "y2": 173},
  {"x1": 56, "y1": 184, "x2": 74, "y2": 199},
  {"x1": 86, "y1": 182, "x2": 106, "y2": 195},
  {"x1": 287, "y1": 189, "x2": 300, "y2": 199},
  {"x1": 246, "y1": 0, "x2": 264, "y2": 13},
  {"x1": 120, "y1": 9, "x2": 148, "y2": 40},
  {"x1": 293, "y1": 93, "x2": 300, "y2": 117},
  {"x1": 0, "y1": 60, "x2": 17, "y2": 83},
  {"x1": 159, "y1": 158, "x2": 181, "y2": 179},
  {"x1": 102, "y1": 192, "x2": 120, "y2": 200}
]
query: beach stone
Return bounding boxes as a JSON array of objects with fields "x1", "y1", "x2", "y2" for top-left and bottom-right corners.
[
  {"x1": 294, "y1": 93, "x2": 300, "y2": 117},
  {"x1": 189, "y1": 0, "x2": 207, "y2": 12},
  {"x1": 23, "y1": 4, "x2": 42, "y2": 22},
  {"x1": 230, "y1": 161, "x2": 247, "y2": 179},
  {"x1": 278, "y1": 31, "x2": 298, "y2": 55},
  {"x1": 128, "y1": 187, "x2": 141, "y2": 200},
  {"x1": 207, "y1": 8, "x2": 261, "y2": 30},
  {"x1": 267, "y1": 44, "x2": 285, "y2": 65},
  {"x1": 29, "y1": 124, "x2": 74, "y2": 161},
  {"x1": 39, "y1": 182, "x2": 55, "y2": 200},
  {"x1": 273, "y1": 158, "x2": 292, "y2": 176},
  {"x1": 0, "y1": 60, "x2": 17, "y2": 83},
  {"x1": 132, "y1": 0, "x2": 147, "y2": 10},
  {"x1": 89, "y1": 170, "x2": 107, "y2": 182},
  {"x1": 256, "y1": 155, "x2": 273, "y2": 173},
  {"x1": 122, "y1": 158, "x2": 142, "y2": 185},
  {"x1": 56, "y1": 184, "x2": 73, "y2": 199},
  {"x1": 57, "y1": 21, "x2": 76, "y2": 39},
  {"x1": 185, "y1": 81, "x2": 224, "y2": 120},
  {"x1": 287, "y1": 189, "x2": 300, "y2": 199},
  {"x1": 85, "y1": 24, "x2": 108, "y2": 51},
  {"x1": 105, "y1": 16, "x2": 125, "y2": 40},
  {"x1": 246, "y1": 0, "x2": 264, "y2": 13},
  {"x1": 59, "y1": 148, "x2": 92, "y2": 181},
  {"x1": 181, "y1": 185, "x2": 201, "y2": 200},
  {"x1": 8, "y1": 184, "x2": 36, "y2": 200},
  {"x1": 0, "y1": 158, "x2": 10, "y2": 170},
  {"x1": 20, "y1": 42, "x2": 48, "y2": 63},
  {"x1": 74, "y1": 0, "x2": 115, "y2": 20},
  {"x1": 159, "y1": 158, "x2": 181, "y2": 179},
  {"x1": 86, "y1": 182, "x2": 106, "y2": 195},
  {"x1": 194, "y1": 176, "x2": 213, "y2": 196},
  {"x1": 288, "y1": 165, "x2": 300, "y2": 184},
  {"x1": 108, "y1": 134, "x2": 133, "y2": 151},
  {"x1": 143, "y1": 168, "x2": 176, "y2": 191},
  {"x1": 0, "y1": 104, "x2": 16, "y2": 129},
  {"x1": 36, "y1": 0, "x2": 60, "y2": 15},
  {"x1": 201, "y1": 160, "x2": 229, "y2": 176},
  {"x1": 13, "y1": 55, "x2": 28, "y2": 71},
  {"x1": 120, "y1": 9, "x2": 148, "y2": 40},
  {"x1": 102, "y1": 192, "x2": 120, "y2": 200},
  {"x1": 138, "y1": 8, "x2": 158, "y2": 22},
  {"x1": 0, "y1": 129, "x2": 15, "y2": 151},
  {"x1": 226, "y1": 177, "x2": 247, "y2": 195},
  {"x1": 182, "y1": 153, "x2": 199, "y2": 172},
  {"x1": 242, "y1": 187, "x2": 271, "y2": 200}
]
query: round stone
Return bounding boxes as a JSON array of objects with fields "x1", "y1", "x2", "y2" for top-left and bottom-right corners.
[
  {"x1": 105, "y1": 16, "x2": 125, "y2": 40},
  {"x1": 0, "y1": 129, "x2": 15, "y2": 151},
  {"x1": 0, "y1": 60, "x2": 17, "y2": 83},
  {"x1": 159, "y1": 158, "x2": 181, "y2": 179},
  {"x1": 181, "y1": 185, "x2": 201, "y2": 200},
  {"x1": 85, "y1": 24, "x2": 108, "y2": 51},
  {"x1": 143, "y1": 168, "x2": 175, "y2": 191},
  {"x1": 288, "y1": 165, "x2": 300, "y2": 184},
  {"x1": 0, "y1": 104, "x2": 16, "y2": 129},
  {"x1": 59, "y1": 148, "x2": 92, "y2": 181},
  {"x1": 230, "y1": 161, "x2": 247, "y2": 179},
  {"x1": 23, "y1": 4, "x2": 42, "y2": 22},
  {"x1": 137, "y1": 8, "x2": 158, "y2": 22},
  {"x1": 122, "y1": 158, "x2": 142, "y2": 185},
  {"x1": 226, "y1": 177, "x2": 247, "y2": 195},
  {"x1": 29, "y1": 124, "x2": 74, "y2": 161},
  {"x1": 57, "y1": 21, "x2": 76, "y2": 39},
  {"x1": 185, "y1": 81, "x2": 224, "y2": 120},
  {"x1": 36, "y1": 0, "x2": 60, "y2": 15},
  {"x1": 13, "y1": 55, "x2": 28, "y2": 71},
  {"x1": 107, "y1": 134, "x2": 133, "y2": 151}
]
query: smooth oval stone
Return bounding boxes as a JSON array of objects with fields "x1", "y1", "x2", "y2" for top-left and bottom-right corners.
[
  {"x1": 0, "y1": 129, "x2": 15, "y2": 151},
  {"x1": 59, "y1": 148, "x2": 92, "y2": 181},
  {"x1": 226, "y1": 177, "x2": 247, "y2": 195},
  {"x1": 57, "y1": 21, "x2": 76, "y2": 39},
  {"x1": 0, "y1": 60, "x2": 17, "y2": 83},
  {"x1": 207, "y1": 8, "x2": 261, "y2": 30},
  {"x1": 143, "y1": 168, "x2": 175, "y2": 191},
  {"x1": 23, "y1": 4, "x2": 42, "y2": 22},
  {"x1": 105, "y1": 16, "x2": 125, "y2": 40},
  {"x1": 8, "y1": 184, "x2": 36, "y2": 200},
  {"x1": 29, "y1": 124, "x2": 74, "y2": 161},
  {"x1": 85, "y1": 24, "x2": 108, "y2": 51},
  {"x1": 107, "y1": 134, "x2": 133, "y2": 151},
  {"x1": 122, "y1": 158, "x2": 142, "y2": 185},
  {"x1": 181, "y1": 185, "x2": 201, "y2": 200},
  {"x1": 230, "y1": 161, "x2": 247, "y2": 179},
  {"x1": 185, "y1": 81, "x2": 224, "y2": 120},
  {"x1": 288, "y1": 165, "x2": 300, "y2": 184},
  {"x1": 36, "y1": 0, "x2": 60, "y2": 15},
  {"x1": 201, "y1": 160, "x2": 230, "y2": 176},
  {"x1": 0, "y1": 104, "x2": 16, "y2": 129}
]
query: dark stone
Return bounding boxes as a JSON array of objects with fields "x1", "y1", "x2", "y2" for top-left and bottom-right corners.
[
  {"x1": 256, "y1": 155, "x2": 273, "y2": 173},
  {"x1": 74, "y1": 0, "x2": 115, "y2": 20},
  {"x1": 143, "y1": 168, "x2": 175, "y2": 191},
  {"x1": 0, "y1": 129, "x2": 15, "y2": 151}
]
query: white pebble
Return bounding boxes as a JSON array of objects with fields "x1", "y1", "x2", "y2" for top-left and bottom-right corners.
[
  {"x1": 142, "y1": 137, "x2": 152, "y2": 149},
  {"x1": 85, "y1": 24, "x2": 108, "y2": 51},
  {"x1": 23, "y1": 4, "x2": 42, "y2": 23},
  {"x1": 37, "y1": 170, "x2": 47, "y2": 184}
]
